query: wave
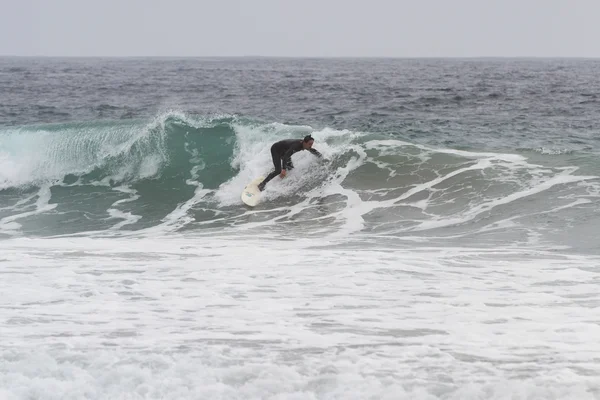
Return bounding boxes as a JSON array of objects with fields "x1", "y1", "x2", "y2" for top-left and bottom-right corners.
[{"x1": 1, "y1": 111, "x2": 599, "y2": 251}]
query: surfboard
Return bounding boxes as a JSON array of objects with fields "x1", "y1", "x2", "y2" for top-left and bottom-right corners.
[{"x1": 241, "y1": 176, "x2": 264, "y2": 207}]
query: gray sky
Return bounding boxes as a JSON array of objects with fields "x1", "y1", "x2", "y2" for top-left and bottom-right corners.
[{"x1": 2, "y1": 0, "x2": 599, "y2": 57}]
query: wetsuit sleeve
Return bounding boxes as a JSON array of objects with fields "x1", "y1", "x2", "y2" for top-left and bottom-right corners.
[
  {"x1": 281, "y1": 147, "x2": 296, "y2": 169},
  {"x1": 307, "y1": 148, "x2": 323, "y2": 158}
]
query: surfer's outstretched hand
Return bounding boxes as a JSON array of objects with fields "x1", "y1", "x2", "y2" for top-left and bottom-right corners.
[{"x1": 280, "y1": 170, "x2": 287, "y2": 178}]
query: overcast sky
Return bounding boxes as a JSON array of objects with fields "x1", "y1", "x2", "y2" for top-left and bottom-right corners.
[{"x1": 1, "y1": 0, "x2": 599, "y2": 57}]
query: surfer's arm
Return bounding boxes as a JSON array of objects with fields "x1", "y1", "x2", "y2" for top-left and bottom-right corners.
[
  {"x1": 281, "y1": 148, "x2": 296, "y2": 169},
  {"x1": 308, "y1": 148, "x2": 323, "y2": 158}
]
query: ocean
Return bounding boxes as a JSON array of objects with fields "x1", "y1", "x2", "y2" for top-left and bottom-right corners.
[{"x1": 1, "y1": 57, "x2": 599, "y2": 399}]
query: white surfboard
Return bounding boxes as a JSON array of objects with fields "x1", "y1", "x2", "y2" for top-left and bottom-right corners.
[{"x1": 241, "y1": 176, "x2": 264, "y2": 207}]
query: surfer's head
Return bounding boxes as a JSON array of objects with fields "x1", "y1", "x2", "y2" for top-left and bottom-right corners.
[{"x1": 302, "y1": 135, "x2": 314, "y2": 149}]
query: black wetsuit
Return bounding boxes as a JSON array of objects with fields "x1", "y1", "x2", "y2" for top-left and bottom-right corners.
[{"x1": 258, "y1": 139, "x2": 322, "y2": 190}]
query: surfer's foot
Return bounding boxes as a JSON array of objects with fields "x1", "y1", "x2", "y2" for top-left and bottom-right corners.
[{"x1": 258, "y1": 183, "x2": 265, "y2": 192}]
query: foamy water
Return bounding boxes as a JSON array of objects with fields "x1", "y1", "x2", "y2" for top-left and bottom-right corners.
[{"x1": 1, "y1": 235, "x2": 599, "y2": 399}]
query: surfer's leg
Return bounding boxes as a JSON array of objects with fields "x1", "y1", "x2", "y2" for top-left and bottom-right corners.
[{"x1": 258, "y1": 150, "x2": 281, "y2": 191}]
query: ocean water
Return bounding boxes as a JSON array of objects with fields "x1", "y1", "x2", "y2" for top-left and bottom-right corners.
[{"x1": 1, "y1": 57, "x2": 600, "y2": 399}]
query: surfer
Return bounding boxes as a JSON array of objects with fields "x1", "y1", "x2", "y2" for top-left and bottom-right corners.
[{"x1": 258, "y1": 135, "x2": 323, "y2": 191}]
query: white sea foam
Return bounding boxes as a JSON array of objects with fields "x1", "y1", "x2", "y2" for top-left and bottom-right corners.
[
  {"x1": 0, "y1": 235, "x2": 599, "y2": 399},
  {"x1": 106, "y1": 186, "x2": 141, "y2": 230}
]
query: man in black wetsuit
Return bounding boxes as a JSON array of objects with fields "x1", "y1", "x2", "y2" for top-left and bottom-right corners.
[{"x1": 258, "y1": 135, "x2": 323, "y2": 191}]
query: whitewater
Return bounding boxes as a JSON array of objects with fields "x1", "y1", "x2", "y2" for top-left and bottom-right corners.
[{"x1": 1, "y1": 57, "x2": 600, "y2": 399}]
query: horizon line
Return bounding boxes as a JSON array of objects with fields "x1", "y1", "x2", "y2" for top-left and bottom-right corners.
[{"x1": 2, "y1": 54, "x2": 600, "y2": 60}]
